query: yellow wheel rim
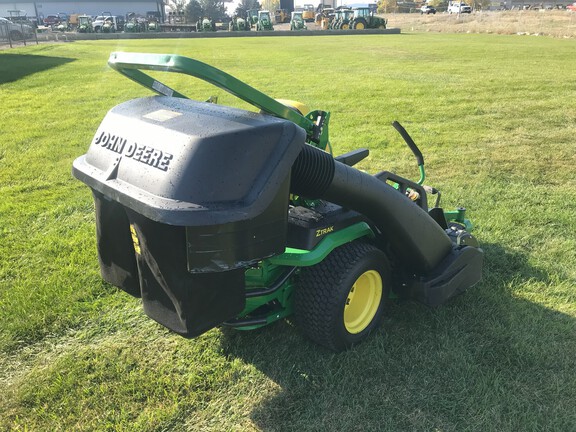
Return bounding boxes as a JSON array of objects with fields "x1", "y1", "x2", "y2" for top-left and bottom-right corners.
[
  {"x1": 343, "y1": 270, "x2": 382, "y2": 334},
  {"x1": 342, "y1": 23, "x2": 349, "y2": 30},
  {"x1": 356, "y1": 22, "x2": 365, "y2": 30}
]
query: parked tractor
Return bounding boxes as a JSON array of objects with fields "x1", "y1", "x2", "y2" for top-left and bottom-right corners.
[
  {"x1": 229, "y1": 16, "x2": 249, "y2": 31},
  {"x1": 328, "y1": 10, "x2": 341, "y2": 29},
  {"x1": 256, "y1": 10, "x2": 273, "y2": 31},
  {"x1": 332, "y1": 9, "x2": 354, "y2": 30},
  {"x1": 147, "y1": 18, "x2": 160, "y2": 32},
  {"x1": 125, "y1": 15, "x2": 144, "y2": 33},
  {"x1": 196, "y1": 17, "x2": 215, "y2": 32},
  {"x1": 349, "y1": 7, "x2": 387, "y2": 30},
  {"x1": 246, "y1": 9, "x2": 259, "y2": 29},
  {"x1": 290, "y1": 11, "x2": 307, "y2": 31},
  {"x1": 55, "y1": 20, "x2": 71, "y2": 31},
  {"x1": 73, "y1": 52, "x2": 483, "y2": 352},
  {"x1": 101, "y1": 16, "x2": 117, "y2": 33},
  {"x1": 76, "y1": 15, "x2": 93, "y2": 33}
]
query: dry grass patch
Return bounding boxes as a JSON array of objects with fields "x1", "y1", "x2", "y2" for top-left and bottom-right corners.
[{"x1": 388, "y1": 10, "x2": 576, "y2": 37}]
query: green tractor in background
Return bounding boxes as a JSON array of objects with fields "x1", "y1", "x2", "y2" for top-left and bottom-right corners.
[
  {"x1": 55, "y1": 20, "x2": 71, "y2": 31},
  {"x1": 256, "y1": 10, "x2": 274, "y2": 31},
  {"x1": 76, "y1": 15, "x2": 93, "y2": 33},
  {"x1": 328, "y1": 9, "x2": 341, "y2": 29},
  {"x1": 332, "y1": 8, "x2": 354, "y2": 30},
  {"x1": 147, "y1": 18, "x2": 160, "y2": 32},
  {"x1": 196, "y1": 17, "x2": 216, "y2": 32},
  {"x1": 101, "y1": 17, "x2": 116, "y2": 33},
  {"x1": 349, "y1": 7, "x2": 387, "y2": 29},
  {"x1": 290, "y1": 11, "x2": 307, "y2": 31},
  {"x1": 125, "y1": 14, "x2": 144, "y2": 33},
  {"x1": 229, "y1": 16, "x2": 250, "y2": 31},
  {"x1": 124, "y1": 20, "x2": 142, "y2": 32},
  {"x1": 246, "y1": 9, "x2": 259, "y2": 29}
]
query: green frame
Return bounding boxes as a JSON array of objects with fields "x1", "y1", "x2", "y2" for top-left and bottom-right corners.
[
  {"x1": 233, "y1": 222, "x2": 376, "y2": 329},
  {"x1": 107, "y1": 52, "x2": 330, "y2": 150}
]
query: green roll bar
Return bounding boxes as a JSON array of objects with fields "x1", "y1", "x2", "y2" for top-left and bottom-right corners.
[{"x1": 107, "y1": 52, "x2": 330, "y2": 149}]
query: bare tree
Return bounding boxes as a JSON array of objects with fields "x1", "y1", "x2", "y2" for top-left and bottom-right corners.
[
  {"x1": 261, "y1": 0, "x2": 280, "y2": 12},
  {"x1": 378, "y1": 0, "x2": 398, "y2": 13}
]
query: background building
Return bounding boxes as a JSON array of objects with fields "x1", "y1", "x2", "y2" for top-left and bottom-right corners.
[{"x1": 0, "y1": 0, "x2": 166, "y2": 21}]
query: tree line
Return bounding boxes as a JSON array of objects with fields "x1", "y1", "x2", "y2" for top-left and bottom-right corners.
[{"x1": 179, "y1": 0, "x2": 264, "y2": 22}]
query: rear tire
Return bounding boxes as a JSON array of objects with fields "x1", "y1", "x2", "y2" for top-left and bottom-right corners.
[
  {"x1": 294, "y1": 241, "x2": 390, "y2": 352},
  {"x1": 353, "y1": 19, "x2": 367, "y2": 30}
]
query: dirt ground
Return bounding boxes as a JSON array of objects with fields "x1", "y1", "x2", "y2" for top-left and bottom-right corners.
[{"x1": 386, "y1": 10, "x2": 576, "y2": 38}]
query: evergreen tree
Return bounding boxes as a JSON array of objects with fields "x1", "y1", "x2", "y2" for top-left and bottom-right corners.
[
  {"x1": 186, "y1": 0, "x2": 203, "y2": 21},
  {"x1": 235, "y1": 0, "x2": 261, "y2": 17}
]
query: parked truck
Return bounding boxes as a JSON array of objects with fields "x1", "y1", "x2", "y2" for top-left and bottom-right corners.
[{"x1": 448, "y1": 2, "x2": 472, "y2": 13}]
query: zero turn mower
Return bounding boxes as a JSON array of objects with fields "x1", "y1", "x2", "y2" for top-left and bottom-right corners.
[{"x1": 73, "y1": 53, "x2": 483, "y2": 352}]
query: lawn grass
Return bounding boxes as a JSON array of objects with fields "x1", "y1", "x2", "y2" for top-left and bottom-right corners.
[{"x1": 1, "y1": 34, "x2": 575, "y2": 431}]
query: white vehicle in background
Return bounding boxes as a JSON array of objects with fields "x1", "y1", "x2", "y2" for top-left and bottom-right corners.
[
  {"x1": 92, "y1": 15, "x2": 125, "y2": 32},
  {"x1": 91, "y1": 15, "x2": 108, "y2": 32},
  {"x1": 448, "y1": 2, "x2": 472, "y2": 13},
  {"x1": 0, "y1": 16, "x2": 33, "y2": 40},
  {"x1": 420, "y1": 5, "x2": 437, "y2": 14}
]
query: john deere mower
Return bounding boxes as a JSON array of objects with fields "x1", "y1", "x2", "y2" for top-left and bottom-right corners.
[{"x1": 73, "y1": 53, "x2": 483, "y2": 352}]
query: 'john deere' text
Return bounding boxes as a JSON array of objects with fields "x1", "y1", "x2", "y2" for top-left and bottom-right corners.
[{"x1": 94, "y1": 131, "x2": 173, "y2": 171}]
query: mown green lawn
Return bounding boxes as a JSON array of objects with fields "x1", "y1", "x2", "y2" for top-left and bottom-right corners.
[{"x1": 1, "y1": 34, "x2": 575, "y2": 431}]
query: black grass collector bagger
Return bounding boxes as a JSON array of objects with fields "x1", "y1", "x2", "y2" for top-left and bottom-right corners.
[{"x1": 73, "y1": 52, "x2": 483, "y2": 351}]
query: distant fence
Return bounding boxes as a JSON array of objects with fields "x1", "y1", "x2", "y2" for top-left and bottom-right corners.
[{"x1": 0, "y1": 20, "x2": 38, "y2": 48}]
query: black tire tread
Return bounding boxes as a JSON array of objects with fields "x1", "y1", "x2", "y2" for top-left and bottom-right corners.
[{"x1": 294, "y1": 240, "x2": 388, "y2": 351}]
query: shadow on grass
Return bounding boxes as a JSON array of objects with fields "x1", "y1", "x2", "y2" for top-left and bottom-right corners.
[
  {"x1": 0, "y1": 53, "x2": 75, "y2": 84},
  {"x1": 220, "y1": 243, "x2": 576, "y2": 431}
]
